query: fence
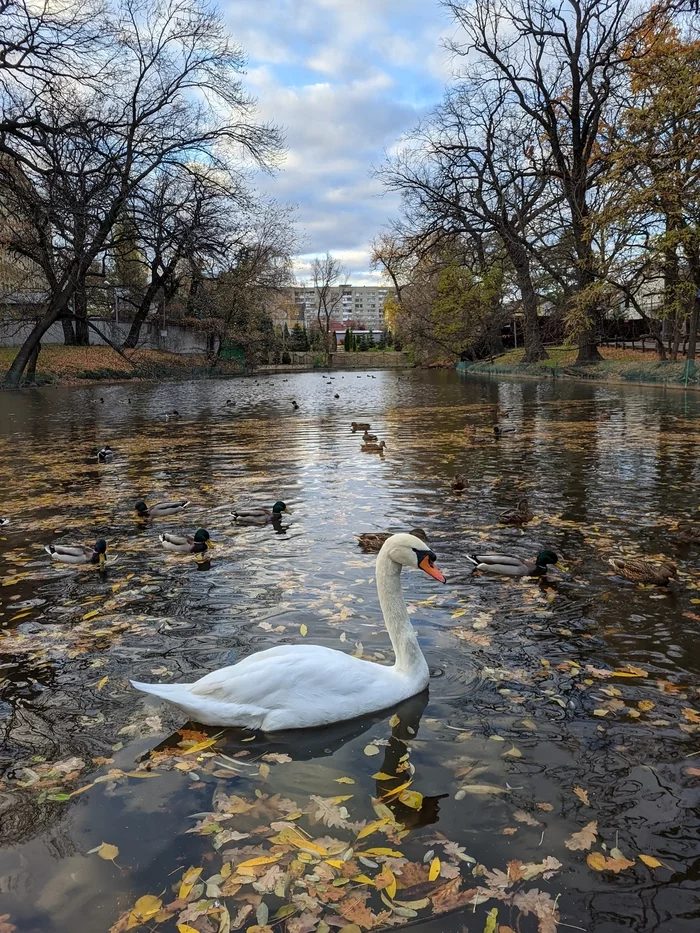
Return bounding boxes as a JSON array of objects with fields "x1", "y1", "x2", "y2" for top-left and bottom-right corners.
[{"x1": 0, "y1": 318, "x2": 214, "y2": 354}]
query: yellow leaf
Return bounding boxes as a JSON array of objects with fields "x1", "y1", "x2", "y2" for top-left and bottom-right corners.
[
  {"x1": 356, "y1": 818, "x2": 391, "y2": 840},
  {"x1": 178, "y1": 866, "x2": 203, "y2": 900},
  {"x1": 236, "y1": 854, "x2": 282, "y2": 870},
  {"x1": 351, "y1": 874, "x2": 375, "y2": 885},
  {"x1": 126, "y1": 895, "x2": 162, "y2": 928},
  {"x1": 177, "y1": 925, "x2": 200, "y2": 933},
  {"x1": 503, "y1": 746, "x2": 522, "y2": 758},
  {"x1": 325, "y1": 859, "x2": 345, "y2": 868},
  {"x1": 484, "y1": 907, "x2": 499, "y2": 933},
  {"x1": 639, "y1": 854, "x2": 662, "y2": 868},
  {"x1": 335, "y1": 777, "x2": 355, "y2": 784},
  {"x1": 97, "y1": 676, "x2": 108, "y2": 691},
  {"x1": 398, "y1": 789, "x2": 423, "y2": 809},
  {"x1": 362, "y1": 847, "x2": 404, "y2": 857},
  {"x1": 382, "y1": 779, "x2": 412, "y2": 800},
  {"x1": 593, "y1": 708, "x2": 609, "y2": 717},
  {"x1": 363, "y1": 745, "x2": 380, "y2": 756},
  {"x1": 182, "y1": 736, "x2": 219, "y2": 755},
  {"x1": 451, "y1": 608, "x2": 468, "y2": 618},
  {"x1": 388, "y1": 713, "x2": 400, "y2": 727},
  {"x1": 259, "y1": 763, "x2": 270, "y2": 778},
  {"x1": 428, "y1": 857, "x2": 440, "y2": 881},
  {"x1": 122, "y1": 771, "x2": 160, "y2": 779},
  {"x1": 682, "y1": 708, "x2": 700, "y2": 724},
  {"x1": 386, "y1": 869, "x2": 397, "y2": 899},
  {"x1": 300, "y1": 623, "x2": 308, "y2": 636},
  {"x1": 638, "y1": 700, "x2": 655, "y2": 712},
  {"x1": 333, "y1": 795, "x2": 354, "y2": 803},
  {"x1": 83, "y1": 609, "x2": 101, "y2": 620},
  {"x1": 97, "y1": 842, "x2": 119, "y2": 861},
  {"x1": 371, "y1": 772, "x2": 394, "y2": 780},
  {"x1": 587, "y1": 852, "x2": 606, "y2": 871}
]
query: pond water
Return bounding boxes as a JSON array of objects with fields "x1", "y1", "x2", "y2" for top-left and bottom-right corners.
[{"x1": 0, "y1": 369, "x2": 699, "y2": 933}]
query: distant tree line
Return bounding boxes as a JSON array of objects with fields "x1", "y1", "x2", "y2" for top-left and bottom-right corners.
[
  {"x1": 375, "y1": 0, "x2": 700, "y2": 365},
  {"x1": 0, "y1": 0, "x2": 293, "y2": 385}
]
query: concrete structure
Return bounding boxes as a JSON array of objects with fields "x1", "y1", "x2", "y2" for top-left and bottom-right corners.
[
  {"x1": 287, "y1": 285, "x2": 393, "y2": 331},
  {"x1": 0, "y1": 317, "x2": 213, "y2": 354}
]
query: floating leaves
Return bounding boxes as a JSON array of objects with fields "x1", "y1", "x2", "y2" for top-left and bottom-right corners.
[
  {"x1": 565, "y1": 821, "x2": 598, "y2": 851},
  {"x1": 587, "y1": 852, "x2": 635, "y2": 873},
  {"x1": 89, "y1": 841, "x2": 119, "y2": 862},
  {"x1": 573, "y1": 786, "x2": 590, "y2": 806}
]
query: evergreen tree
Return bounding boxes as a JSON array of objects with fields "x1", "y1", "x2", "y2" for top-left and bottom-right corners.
[
  {"x1": 290, "y1": 322, "x2": 309, "y2": 351},
  {"x1": 344, "y1": 327, "x2": 352, "y2": 351},
  {"x1": 368, "y1": 328, "x2": 375, "y2": 348}
]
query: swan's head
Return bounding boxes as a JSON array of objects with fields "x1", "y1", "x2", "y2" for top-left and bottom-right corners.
[{"x1": 383, "y1": 533, "x2": 446, "y2": 583}]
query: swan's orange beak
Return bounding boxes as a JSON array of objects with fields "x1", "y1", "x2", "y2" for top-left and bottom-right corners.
[{"x1": 419, "y1": 555, "x2": 446, "y2": 584}]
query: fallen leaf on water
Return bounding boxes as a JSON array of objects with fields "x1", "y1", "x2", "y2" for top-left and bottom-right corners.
[
  {"x1": 682, "y1": 708, "x2": 700, "y2": 724},
  {"x1": 371, "y1": 772, "x2": 394, "y2": 780},
  {"x1": 259, "y1": 763, "x2": 270, "y2": 778},
  {"x1": 335, "y1": 777, "x2": 355, "y2": 784},
  {"x1": 565, "y1": 821, "x2": 597, "y2": 851},
  {"x1": 125, "y1": 895, "x2": 162, "y2": 928},
  {"x1": 356, "y1": 818, "x2": 390, "y2": 840},
  {"x1": 537, "y1": 803, "x2": 553, "y2": 812},
  {"x1": 573, "y1": 786, "x2": 590, "y2": 806},
  {"x1": 388, "y1": 714, "x2": 400, "y2": 727},
  {"x1": 398, "y1": 789, "x2": 423, "y2": 809},
  {"x1": 587, "y1": 851, "x2": 635, "y2": 873},
  {"x1": 484, "y1": 907, "x2": 498, "y2": 933},
  {"x1": 97, "y1": 675, "x2": 109, "y2": 691},
  {"x1": 96, "y1": 842, "x2": 119, "y2": 862},
  {"x1": 177, "y1": 925, "x2": 200, "y2": 933},
  {"x1": 300, "y1": 624, "x2": 308, "y2": 636},
  {"x1": 363, "y1": 745, "x2": 380, "y2": 757},
  {"x1": 686, "y1": 767, "x2": 700, "y2": 776},
  {"x1": 512, "y1": 810, "x2": 539, "y2": 827},
  {"x1": 503, "y1": 746, "x2": 521, "y2": 758},
  {"x1": 428, "y1": 857, "x2": 440, "y2": 881},
  {"x1": 638, "y1": 700, "x2": 655, "y2": 712},
  {"x1": 178, "y1": 866, "x2": 203, "y2": 900},
  {"x1": 639, "y1": 854, "x2": 662, "y2": 868}
]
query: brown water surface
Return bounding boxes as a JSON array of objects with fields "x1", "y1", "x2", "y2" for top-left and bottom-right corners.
[{"x1": 0, "y1": 370, "x2": 699, "y2": 933}]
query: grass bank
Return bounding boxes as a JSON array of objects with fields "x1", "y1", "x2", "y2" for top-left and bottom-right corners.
[{"x1": 460, "y1": 346, "x2": 700, "y2": 389}]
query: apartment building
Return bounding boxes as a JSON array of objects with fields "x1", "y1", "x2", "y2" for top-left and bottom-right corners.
[{"x1": 289, "y1": 285, "x2": 393, "y2": 331}]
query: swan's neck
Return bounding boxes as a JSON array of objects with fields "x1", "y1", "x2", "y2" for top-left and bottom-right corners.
[{"x1": 376, "y1": 550, "x2": 429, "y2": 680}]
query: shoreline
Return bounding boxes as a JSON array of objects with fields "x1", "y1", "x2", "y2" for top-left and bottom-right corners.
[{"x1": 457, "y1": 358, "x2": 700, "y2": 392}]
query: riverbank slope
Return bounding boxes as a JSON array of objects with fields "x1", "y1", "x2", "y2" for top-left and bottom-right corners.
[{"x1": 459, "y1": 346, "x2": 700, "y2": 389}]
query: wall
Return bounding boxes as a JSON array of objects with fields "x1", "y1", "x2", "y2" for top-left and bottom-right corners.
[{"x1": 0, "y1": 318, "x2": 213, "y2": 354}]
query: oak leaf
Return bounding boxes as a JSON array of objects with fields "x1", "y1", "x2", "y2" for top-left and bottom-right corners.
[{"x1": 565, "y1": 821, "x2": 598, "y2": 851}]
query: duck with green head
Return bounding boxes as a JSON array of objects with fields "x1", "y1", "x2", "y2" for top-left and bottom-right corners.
[
  {"x1": 233, "y1": 501, "x2": 291, "y2": 525},
  {"x1": 45, "y1": 538, "x2": 107, "y2": 568},
  {"x1": 135, "y1": 499, "x2": 190, "y2": 518},
  {"x1": 466, "y1": 550, "x2": 558, "y2": 577},
  {"x1": 159, "y1": 529, "x2": 213, "y2": 554}
]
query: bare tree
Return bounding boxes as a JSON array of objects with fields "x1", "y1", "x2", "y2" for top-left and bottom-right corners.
[
  {"x1": 311, "y1": 251, "x2": 348, "y2": 350},
  {"x1": 444, "y1": 0, "x2": 644, "y2": 361},
  {"x1": 0, "y1": 0, "x2": 283, "y2": 386}
]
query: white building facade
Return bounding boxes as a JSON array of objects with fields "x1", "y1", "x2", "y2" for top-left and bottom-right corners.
[{"x1": 290, "y1": 285, "x2": 393, "y2": 331}]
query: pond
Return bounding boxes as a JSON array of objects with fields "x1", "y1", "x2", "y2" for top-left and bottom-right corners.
[{"x1": 0, "y1": 369, "x2": 699, "y2": 933}]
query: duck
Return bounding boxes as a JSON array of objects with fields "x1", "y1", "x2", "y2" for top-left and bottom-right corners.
[
  {"x1": 363, "y1": 430, "x2": 378, "y2": 442},
  {"x1": 135, "y1": 499, "x2": 190, "y2": 518},
  {"x1": 131, "y1": 533, "x2": 446, "y2": 729},
  {"x1": 452, "y1": 474, "x2": 467, "y2": 492},
  {"x1": 351, "y1": 421, "x2": 371, "y2": 432},
  {"x1": 226, "y1": 399, "x2": 236, "y2": 407},
  {"x1": 499, "y1": 498, "x2": 533, "y2": 525},
  {"x1": 608, "y1": 557, "x2": 678, "y2": 586},
  {"x1": 165, "y1": 410, "x2": 180, "y2": 422},
  {"x1": 361, "y1": 440, "x2": 386, "y2": 453},
  {"x1": 292, "y1": 400, "x2": 299, "y2": 409},
  {"x1": 598, "y1": 412, "x2": 611, "y2": 422},
  {"x1": 0, "y1": 518, "x2": 9, "y2": 527},
  {"x1": 159, "y1": 529, "x2": 212, "y2": 554},
  {"x1": 493, "y1": 425, "x2": 516, "y2": 436},
  {"x1": 97, "y1": 445, "x2": 114, "y2": 462},
  {"x1": 45, "y1": 539, "x2": 107, "y2": 568},
  {"x1": 674, "y1": 523, "x2": 700, "y2": 545},
  {"x1": 232, "y1": 501, "x2": 291, "y2": 525},
  {"x1": 356, "y1": 528, "x2": 428, "y2": 551},
  {"x1": 334, "y1": 393, "x2": 340, "y2": 399},
  {"x1": 467, "y1": 550, "x2": 558, "y2": 577}
]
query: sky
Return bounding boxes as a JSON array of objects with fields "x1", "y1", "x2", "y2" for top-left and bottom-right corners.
[{"x1": 221, "y1": 0, "x2": 453, "y2": 285}]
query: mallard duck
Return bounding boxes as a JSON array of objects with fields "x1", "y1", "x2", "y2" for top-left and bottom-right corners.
[
  {"x1": 351, "y1": 421, "x2": 371, "y2": 432},
  {"x1": 159, "y1": 529, "x2": 212, "y2": 554},
  {"x1": 45, "y1": 539, "x2": 107, "y2": 568},
  {"x1": 97, "y1": 445, "x2": 114, "y2": 462},
  {"x1": 361, "y1": 440, "x2": 386, "y2": 453},
  {"x1": 674, "y1": 523, "x2": 700, "y2": 545},
  {"x1": 452, "y1": 474, "x2": 467, "y2": 492},
  {"x1": 131, "y1": 533, "x2": 445, "y2": 729},
  {"x1": 0, "y1": 518, "x2": 9, "y2": 527},
  {"x1": 363, "y1": 431, "x2": 378, "y2": 442},
  {"x1": 233, "y1": 500, "x2": 291, "y2": 524},
  {"x1": 467, "y1": 549, "x2": 558, "y2": 577},
  {"x1": 499, "y1": 498, "x2": 533, "y2": 525},
  {"x1": 356, "y1": 528, "x2": 428, "y2": 551},
  {"x1": 135, "y1": 499, "x2": 190, "y2": 518},
  {"x1": 165, "y1": 410, "x2": 180, "y2": 422},
  {"x1": 494, "y1": 425, "x2": 516, "y2": 436},
  {"x1": 608, "y1": 557, "x2": 678, "y2": 586},
  {"x1": 334, "y1": 393, "x2": 340, "y2": 399}
]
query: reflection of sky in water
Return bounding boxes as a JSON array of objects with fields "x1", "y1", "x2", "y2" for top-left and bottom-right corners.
[{"x1": 0, "y1": 371, "x2": 700, "y2": 932}]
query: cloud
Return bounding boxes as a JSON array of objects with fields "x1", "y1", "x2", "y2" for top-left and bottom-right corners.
[{"x1": 221, "y1": 0, "x2": 447, "y2": 282}]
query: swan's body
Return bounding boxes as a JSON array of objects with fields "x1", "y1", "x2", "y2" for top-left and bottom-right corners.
[
  {"x1": 135, "y1": 499, "x2": 190, "y2": 518},
  {"x1": 131, "y1": 533, "x2": 445, "y2": 729}
]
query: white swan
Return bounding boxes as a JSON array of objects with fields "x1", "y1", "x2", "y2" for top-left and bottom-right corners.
[{"x1": 131, "y1": 533, "x2": 446, "y2": 730}]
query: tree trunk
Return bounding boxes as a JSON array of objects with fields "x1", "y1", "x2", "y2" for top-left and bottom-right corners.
[
  {"x1": 25, "y1": 341, "x2": 41, "y2": 383},
  {"x1": 687, "y1": 291, "x2": 700, "y2": 362},
  {"x1": 576, "y1": 327, "x2": 603, "y2": 362},
  {"x1": 3, "y1": 296, "x2": 67, "y2": 387},
  {"x1": 512, "y1": 252, "x2": 547, "y2": 362},
  {"x1": 123, "y1": 281, "x2": 161, "y2": 349},
  {"x1": 61, "y1": 314, "x2": 76, "y2": 345},
  {"x1": 74, "y1": 280, "x2": 89, "y2": 345}
]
